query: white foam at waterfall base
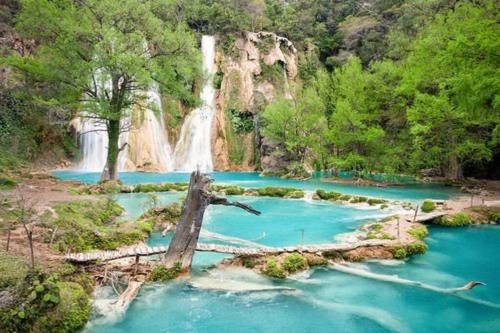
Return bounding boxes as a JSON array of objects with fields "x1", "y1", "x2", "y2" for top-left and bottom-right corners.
[{"x1": 173, "y1": 36, "x2": 216, "y2": 172}]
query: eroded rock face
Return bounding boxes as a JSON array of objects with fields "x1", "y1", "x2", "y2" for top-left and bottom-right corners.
[{"x1": 213, "y1": 31, "x2": 298, "y2": 171}]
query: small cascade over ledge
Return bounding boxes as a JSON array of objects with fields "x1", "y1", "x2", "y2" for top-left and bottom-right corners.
[{"x1": 173, "y1": 35, "x2": 216, "y2": 172}]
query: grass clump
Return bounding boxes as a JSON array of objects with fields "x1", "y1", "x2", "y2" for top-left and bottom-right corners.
[
  {"x1": 44, "y1": 198, "x2": 147, "y2": 253},
  {"x1": 0, "y1": 252, "x2": 30, "y2": 289},
  {"x1": 408, "y1": 225, "x2": 429, "y2": 240},
  {"x1": 350, "y1": 196, "x2": 368, "y2": 203},
  {"x1": 392, "y1": 247, "x2": 407, "y2": 259},
  {"x1": 133, "y1": 182, "x2": 188, "y2": 193},
  {"x1": 285, "y1": 190, "x2": 305, "y2": 199},
  {"x1": 283, "y1": 253, "x2": 306, "y2": 273},
  {"x1": 256, "y1": 187, "x2": 300, "y2": 197},
  {"x1": 406, "y1": 242, "x2": 427, "y2": 255},
  {"x1": 421, "y1": 200, "x2": 436, "y2": 213},
  {"x1": 148, "y1": 262, "x2": 182, "y2": 282},
  {"x1": 210, "y1": 184, "x2": 245, "y2": 195},
  {"x1": 316, "y1": 189, "x2": 341, "y2": 200},
  {"x1": 137, "y1": 202, "x2": 183, "y2": 233},
  {"x1": 367, "y1": 198, "x2": 387, "y2": 206},
  {"x1": 262, "y1": 259, "x2": 286, "y2": 279},
  {"x1": 437, "y1": 213, "x2": 472, "y2": 227},
  {"x1": 338, "y1": 195, "x2": 352, "y2": 201}
]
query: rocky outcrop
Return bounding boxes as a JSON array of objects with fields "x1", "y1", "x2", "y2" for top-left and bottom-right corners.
[{"x1": 212, "y1": 31, "x2": 298, "y2": 171}]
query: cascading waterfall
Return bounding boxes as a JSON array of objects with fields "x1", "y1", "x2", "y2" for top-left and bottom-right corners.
[
  {"x1": 173, "y1": 35, "x2": 216, "y2": 172},
  {"x1": 75, "y1": 83, "x2": 173, "y2": 172}
]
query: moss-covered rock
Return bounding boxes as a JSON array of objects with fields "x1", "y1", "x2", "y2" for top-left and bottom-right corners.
[{"x1": 256, "y1": 187, "x2": 301, "y2": 197}]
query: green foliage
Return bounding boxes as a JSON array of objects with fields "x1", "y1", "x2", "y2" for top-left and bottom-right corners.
[
  {"x1": 262, "y1": 259, "x2": 286, "y2": 279},
  {"x1": 316, "y1": 189, "x2": 341, "y2": 201},
  {"x1": 0, "y1": 252, "x2": 30, "y2": 289},
  {"x1": 148, "y1": 262, "x2": 182, "y2": 282},
  {"x1": 408, "y1": 225, "x2": 429, "y2": 240},
  {"x1": 0, "y1": 272, "x2": 91, "y2": 333},
  {"x1": 285, "y1": 190, "x2": 305, "y2": 199},
  {"x1": 210, "y1": 184, "x2": 245, "y2": 195},
  {"x1": 350, "y1": 196, "x2": 368, "y2": 203},
  {"x1": 227, "y1": 109, "x2": 254, "y2": 134},
  {"x1": 392, "y1": 247, "x2": 407, "y2": 259},
  {"x1": 11, "y1": 0, "x2": 201, "y2": 180},
  {"x1": 133, "y1": 183, "x2": 188, "y2": 193},
  {"x1": 437, "y1": 213, "x2": 473, "y2": 227},
  {"x1": 367, "y1": 198, "x2": 388, "y2": 206},
  {"x1": 283, "y1": 254, "x2": 306, "y2": 273},
  {"x1": 421, "y1": 201, "x2": 436, "y2": 213},
  {"x1": 262, "y1": 86, "x2": 327, "y2": 164},
  {"x1": 137, "y1": 202, "x2": 183, "y2": 232},
  {"x1": 406, "y1": 242, "x2": 427, "y2": 256},
  {"x1": 256, "y1": 187, "x2": 301, "y2": 198},
  {"x1": 241, "y1": 257, "x2": 257, "y2": 269},
  {"x1": 45, "y1": 199, "x2": 149, "y2": 253}
]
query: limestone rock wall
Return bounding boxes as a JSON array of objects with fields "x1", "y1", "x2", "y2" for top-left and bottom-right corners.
[{"x1": 212, "y1": 31, "x2": 298, "y2": 171}]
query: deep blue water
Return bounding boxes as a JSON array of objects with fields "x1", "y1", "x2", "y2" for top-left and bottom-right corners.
[{"x1": 64, "y1": 172, "x2": 499, "y2": 333}]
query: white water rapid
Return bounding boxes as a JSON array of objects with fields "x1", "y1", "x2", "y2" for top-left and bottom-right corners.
[{"x1": 173, "y1": 35, "x2": 216, "y2": 172}]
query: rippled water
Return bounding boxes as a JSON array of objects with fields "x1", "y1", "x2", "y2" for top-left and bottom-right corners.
[{"x1": 51, "y1": 172, "x2": 499, "y2": 333}]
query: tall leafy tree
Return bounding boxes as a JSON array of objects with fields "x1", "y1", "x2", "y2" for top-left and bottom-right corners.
[
  {"x1": 10, "y1": 0, "x2": 200, "y2": 180},
  {"x1": 261, "y1": 87, "x2": 327, "y2": 164},
  {"x1": 400, "y1": 0, "x2": 499, "y2": 178}
]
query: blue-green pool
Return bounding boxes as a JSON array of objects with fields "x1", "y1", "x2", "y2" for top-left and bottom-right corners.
[
  {"x1": 52, "y1": 172, "x2": 498, "y2": 333},
  {"x1": 54, "y1": 171, "x2": 458, "y2": 201}
]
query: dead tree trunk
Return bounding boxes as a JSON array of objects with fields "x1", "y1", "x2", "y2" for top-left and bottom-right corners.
[{"x1": 164, "y1": 171, "x2": 260, "y2": 270}]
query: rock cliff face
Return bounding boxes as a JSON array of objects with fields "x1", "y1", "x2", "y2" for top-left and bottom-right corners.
[{"x1": 212, "y1": 31, "x2": 298, "y2": 171}]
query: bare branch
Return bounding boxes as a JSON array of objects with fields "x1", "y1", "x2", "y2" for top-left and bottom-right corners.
[{"x1": 209, "y1": 197, "x2": 261, "y2": 216}]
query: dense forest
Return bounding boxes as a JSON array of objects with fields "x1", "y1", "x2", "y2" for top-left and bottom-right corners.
[{"x1": 1, "y1": 0, "x2": 499, "y2": 180}]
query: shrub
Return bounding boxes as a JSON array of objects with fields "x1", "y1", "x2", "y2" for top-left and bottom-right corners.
[
  {"x1": 338, "y1": 195, "x2": 352, "y2": 201},
  {"x1": 262, "y1": 259, "x2": 286, "y2": 279},
  {"x1": 392, "y1": 247, "x2": 407, "y2": 259},
  {"x1": 406, "y1": 242, "x2": 427, "y2": 255},
  {"x1": 421, "y1": 200, "x2": 436, "y2": 213},
  {"x1": 316, "y1": 189, "x2": 341, "y2": 200},
  {"x1": 367, "y1": 198, "x2": 387, "y2": 206},
  {"x1": 437, "y1": 213, "x2": 472, "y2": 227},
  {"x1": 257, "y1": 187, "x2": 299, "y2": 197},
  {"x1": 489, "y1": 212, "x2": 500, "y2": 223},
  {"x1": 283, "y1": 253, "x2": 306, "y2": 273},
  {"x1": 148, "y1": 262, "x2": 182, "y2": 282},
  {"x1": 350, "y1": 196, "x2": 368, "y2": 203},
  {"x1": 408, "y1": 225, "x2": 429, "y2": 240},
  {"x1": 285, "y1": 190, "x2": 305, "y2": 199},
  {"x1": 241, "y1": 257, "x2": 257, "y2": 268}
]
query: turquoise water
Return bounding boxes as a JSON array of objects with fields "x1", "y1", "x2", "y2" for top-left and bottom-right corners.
[
  {"x1": 69, "y1": 172, "x2": 499, "y2": 333},
  {"x1": 53, "y1": 171, "x2": 457, "y2": 201}
]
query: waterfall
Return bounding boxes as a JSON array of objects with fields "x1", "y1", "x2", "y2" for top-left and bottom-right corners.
[
  {"x1": 76, "y1": 117, "x2": 107, "y2": 172},
  {"x1": 173, "y1": 35, "x2": 216, "y2": 172},
  {"x1": 75, "y1": 84, "x2": 173, "y2": 172}
]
